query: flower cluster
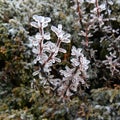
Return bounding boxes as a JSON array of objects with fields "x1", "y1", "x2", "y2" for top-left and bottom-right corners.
[{"x1": 30, "y1": 15, "x2": 89, "y2": 100}]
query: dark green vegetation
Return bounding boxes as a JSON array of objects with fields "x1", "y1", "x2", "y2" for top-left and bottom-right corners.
[{"x1": 0, "y1": 0, "x2": 120, "y2": 119}]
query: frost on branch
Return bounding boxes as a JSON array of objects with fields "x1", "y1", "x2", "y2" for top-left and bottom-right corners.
[
  {"x1": 29, "y1": 15, "x2": 71, "y2": 76},
  {"x1": 51, "y1": 24, "x2": 71, "y2": 43},
  {"x1": 29, "y1": 15, "x2": 89, "y2": 100},
  {"x1": 103, "y1": 52, "x2": 120, "y2": 76},
  {"x1": 57, "y1": 46, "x2": 90, "y2": 98}
]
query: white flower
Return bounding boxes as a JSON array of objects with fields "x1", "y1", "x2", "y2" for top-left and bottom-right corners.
[{"x1": 51, "y1": 24, "x2": 71, "y2": 43}]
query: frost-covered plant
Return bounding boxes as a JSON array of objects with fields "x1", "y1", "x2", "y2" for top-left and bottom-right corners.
[
  {"x1": 103, "y1": 51, "x2": 120, "y2": 78},
  {"x1": 30, "y1": 15, "x2": 90, "y2": 100},
  {"x1": 71, "y1": 0, "x2": 120, "y2": 86}
]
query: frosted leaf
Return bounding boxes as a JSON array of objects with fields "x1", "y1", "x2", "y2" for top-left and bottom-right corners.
[
  {"x1": 28, "y1": 37, "x2": 35, "y2": 47},
  {"x1": 44, "y1": 32, "x2": 50, "y2": 40},
  {"x1": 35, "y1": 33, "x2": 42, "y2": 40},
  {"x1": 80, "y1": 31, "x2": 86, "y2": 37},
  {"x1": 46, "y1": 60, "x2": 53, "y2": 66},
  {"x1": 33, "y1": 15, "x2": 44, "y2": 22},
  {"x1": 33, "y1": 59, "x2": 37, "y2": 64},
  {"x1": 80, "y1": 78, "x2": 86, "y2": 84},
  {"x1": 32, "y1": 15, "x2": 51, "y2": 28},
  {"x1": 110, "y1": 51, "x2": 116, "y2": 58},
  {"x1": 86, "y1": 0, "x2": 95, "y2": 4},
  {"x1": 8, "y1": 28, "x2": 18, "y2": 36},
  {"x1": 65, "y1": 66, "x2": 71, "y2": 71},
  {"x1": 51, "y1": 58, "x2": 56, "y2": 63},
  {"x1": 79, "y1": 31, "x2": 93, "y2": 38},
  {"x1": 44, "y1": 17, "x2": 51, "y2": 23},
  {"x1": 51, "y1": 25, "x2": 61, "y2": 36},
  {"x1": 39, "y1": 73, "x2": 43, "y2": 79},
  {"x1": 42, "y1": 22, "x2": 48, "y2": 28},
  {"x1": 44, "y1": 62, "x2": 52, "y2": 72},
  {"x1": 29, "y1": 37, "x2": 35, "y2": 41},
  {"x1": 90, "y1": 7, "x2": 97, "y2": 13},
  {"x1": 71, "y1": 46, "x2": 90, "y2": 72},
  {"x1": 30, "y1": 22, "x2": 38, "y2": 28},
  {"x1": 71, "y1": 58, "x2": 79, "y2": 66},
  {"x1": 32, "y1": 48, "x2": 39, "y2": 54},
  {"x1": 44, "y1": 41, "x2": 57, "y2": 53},
  {"x1": 87, "y1": 33, "x2": 93, "y2": 37},
  {"x1": 63, "y1": 33, "x2": 71, "y2": 39},
  {"x1": 70, "y1": 84, "x2": 78, "y2": 92},
  {"x1": 29, "y1": 36, "x2": 39, "y2": 46},
  {"x1": 78, "y1": 0, "x2": 84, "y2": 3},
  {"x1": 58, "y1": 24, "x2": 62, "y2": 31},
  {"x1": 36, "y1": 55, "x2": 41, "y2": 61},
  {"x1": 71, "y1": 46, "x2": 76, "y2": 56},
  {"x1": 33, "y1": 70, "x2": 39, "y2": 76},
  {"x1": 39, "y1": 53, "x2": 48, "y2": 64},
  {"x1": 35, "y1": 32, "x2": 50, "y2": 41},
  {"x1": 60, "y1": 66, "x2": 75, "y2": 77},
  {"x1": 99, "y1": 4, "x2": 106, "y2": 11},
  {"x1": 50, "y1": 78, "x2": 61, "y2": 87},
  {"x1": 83, "y1": 60, "x2": 90, "y2": 70},
  {"x1": 54, "y1": 57, "x2": 61, "y2": 62},
  {"x1": 71, "y1": 46, "x2": 82, "y2": 56},
  {"x1": 59, "y1": 48, "x2": 67, "y2": 53},
  {"x1": 32, "y1": 40, "x2": 39, "y2": 46},
  {"x1": 108, "y1": 0, "x2": 113, "y2": 5},
  {"x1": 66, "y1": 89, "x2": 73, "y2": 96},
  {"x1": 62, "y1": 33, "x2": 71, "y2": 43},
  {"x1": 51, "y1": 24, "x2": 71, "y2": 43},
  {"x1": 60, "y1": 70, "x2": 71, "y2": 77},
  {"x1": 57, "y1": 85, "x2": 65, "y2": 96}
]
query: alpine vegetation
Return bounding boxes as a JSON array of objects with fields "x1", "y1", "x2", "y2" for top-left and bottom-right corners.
[{"x1": 29, "y1": 15, "x2": 90, "y2": 100}]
